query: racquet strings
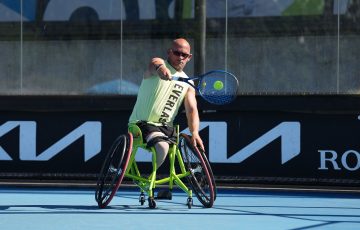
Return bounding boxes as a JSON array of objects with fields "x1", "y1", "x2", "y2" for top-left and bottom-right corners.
[{"x1": 198, "y1": 71, "x2": 238, "y2": 105}]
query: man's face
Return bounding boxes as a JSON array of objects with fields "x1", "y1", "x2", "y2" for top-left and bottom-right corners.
[{"x1": 167, "y1": 45, "x2": 192, "y2": 71}]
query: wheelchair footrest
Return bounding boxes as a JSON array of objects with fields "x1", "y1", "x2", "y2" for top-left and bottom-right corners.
[{"x1": 155, "y1": 190, "x2": 172, "y2": 200}]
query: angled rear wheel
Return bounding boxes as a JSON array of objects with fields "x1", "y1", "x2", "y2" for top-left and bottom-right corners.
[
  {"x1": 95, "y1": 133, "x2": 132, "y2": 208},
  {"x1": 179, "y1": 133, "x2": 215, "y2": 208}
]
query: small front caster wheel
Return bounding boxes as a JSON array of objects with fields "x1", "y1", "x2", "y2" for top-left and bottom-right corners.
[
  {"x1": 148, "y1": 197, "x2": 156, "y2": 209},
  {"x1": 139, "y1": 192, "x2": 145, "y2": 205},
  {"x1": 187, "y1": 197, "x2": 193, "y2": 209}
]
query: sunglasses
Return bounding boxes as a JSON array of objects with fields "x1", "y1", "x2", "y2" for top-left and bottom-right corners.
[{"x1": 171, "y1": 49, "x2": 191, "y2": 58}]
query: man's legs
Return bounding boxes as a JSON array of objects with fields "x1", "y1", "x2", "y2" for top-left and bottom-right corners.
[
  {"x1": 145, "y1": 130, "x2": 173, "y2": 199},
  {"x1": 146, "y1": 131, "x2": 169, "y2": 169}
]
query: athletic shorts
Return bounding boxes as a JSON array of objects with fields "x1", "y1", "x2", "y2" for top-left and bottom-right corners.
[{"x1": 136, "y1": 121, "x2": 177, "y2": 147}]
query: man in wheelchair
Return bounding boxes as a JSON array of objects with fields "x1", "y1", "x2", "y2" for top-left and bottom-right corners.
[{"x1": 128, "y1": 38, "x2": 204, "y2": 198}]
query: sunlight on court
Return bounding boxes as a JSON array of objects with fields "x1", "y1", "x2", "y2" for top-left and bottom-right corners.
[{"x1": 1, "y1": 187, "x2": 360, "y2": 230}]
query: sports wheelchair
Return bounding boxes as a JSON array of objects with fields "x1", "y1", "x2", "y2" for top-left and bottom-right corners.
[{"x1": 95, "y1": 123, "x2": 216, "y2": 209}]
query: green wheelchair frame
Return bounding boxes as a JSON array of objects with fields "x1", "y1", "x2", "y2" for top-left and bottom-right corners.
[{"x1": 95, "y1": 123, "x2": 216, "y2": 209}]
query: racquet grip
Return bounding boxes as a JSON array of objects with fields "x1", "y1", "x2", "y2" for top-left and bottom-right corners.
[{"x1": 172, "y1": 76, "x2": 185, "y2": 81}]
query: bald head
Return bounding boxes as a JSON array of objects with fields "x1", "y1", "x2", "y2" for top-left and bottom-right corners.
[
  {"x1": 171, "y1": 38, "x2": 191, "y2": 51},
  {"x1": 167, "y1": 38, "x2": 192, "y2": 71}
]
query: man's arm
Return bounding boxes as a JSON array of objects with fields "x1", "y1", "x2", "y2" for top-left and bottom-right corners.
[{"x1": 184, "y1": 87, "x2": 205, "y2": 151}]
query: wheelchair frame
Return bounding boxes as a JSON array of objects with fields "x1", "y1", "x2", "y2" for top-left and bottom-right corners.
[{"x1": 95, "y1": 123, "x2": 215, "y2": 209}]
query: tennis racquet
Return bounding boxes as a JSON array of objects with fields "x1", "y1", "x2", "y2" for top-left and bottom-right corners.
[{"x1": 172, "y1": 70, "x2": 239, "y2": 105}]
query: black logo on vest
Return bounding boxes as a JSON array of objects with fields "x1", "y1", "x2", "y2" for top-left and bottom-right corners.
[{"x1": 158, "y1": 83, "x2": 184, "y2": 123}]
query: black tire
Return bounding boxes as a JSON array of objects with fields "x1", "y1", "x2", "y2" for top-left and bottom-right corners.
[
  {"x1": 95, "y1": 133, "x2": 132, "y2": 208},
  {"x1": 179, "y1": 133, "x2": 215, "y2": 208}
]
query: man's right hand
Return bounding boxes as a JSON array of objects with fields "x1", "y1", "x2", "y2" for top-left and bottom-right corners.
[{"x1": 156, "y1": 65, "x2": 172, "y2": 81}]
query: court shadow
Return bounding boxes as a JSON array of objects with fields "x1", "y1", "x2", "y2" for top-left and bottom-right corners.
[
  {"x1": 0, "y1": 201, "x2": 214, "y2": 215},
  {"x1": 0, "y1": 204, "x2": 98, "y2": 213}
]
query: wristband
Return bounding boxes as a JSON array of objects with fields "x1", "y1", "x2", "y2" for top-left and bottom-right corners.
[{"x1": 155, "y1": 64, "x2": 164, "y2": 71}]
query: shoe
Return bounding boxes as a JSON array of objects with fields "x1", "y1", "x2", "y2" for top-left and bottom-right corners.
[{"x1": 155, "y1": 190, "x2": 172, "y2": 200}]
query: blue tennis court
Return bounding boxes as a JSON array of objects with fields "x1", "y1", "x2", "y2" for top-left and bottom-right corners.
[{"x1": 1, "y1": 185, "x2": 359, "y2": 230}]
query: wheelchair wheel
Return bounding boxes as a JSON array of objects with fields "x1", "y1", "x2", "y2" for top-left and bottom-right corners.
[
  {"x1": 95, "y1": 133, "x2": 132, "y2": 208},
  {"x1": 179, "y1": 133, "x2": 215, "y2": 208},
  {"x1": 201, "y1": 149, "x2": 217, "y2": 201}
]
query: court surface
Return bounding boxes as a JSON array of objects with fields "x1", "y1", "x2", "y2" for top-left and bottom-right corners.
[{"x1": 0, "y1": 186, "x2": 360, "y2": 230}]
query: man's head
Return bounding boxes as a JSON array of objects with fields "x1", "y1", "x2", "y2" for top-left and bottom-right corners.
[{"x1": 167, "y1": 38, "x2": 192, "y2": 71}]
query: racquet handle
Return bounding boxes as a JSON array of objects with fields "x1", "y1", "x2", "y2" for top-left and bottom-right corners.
[{"x1": 171, "y1": 76, "x2": 184, "y2": 81}]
